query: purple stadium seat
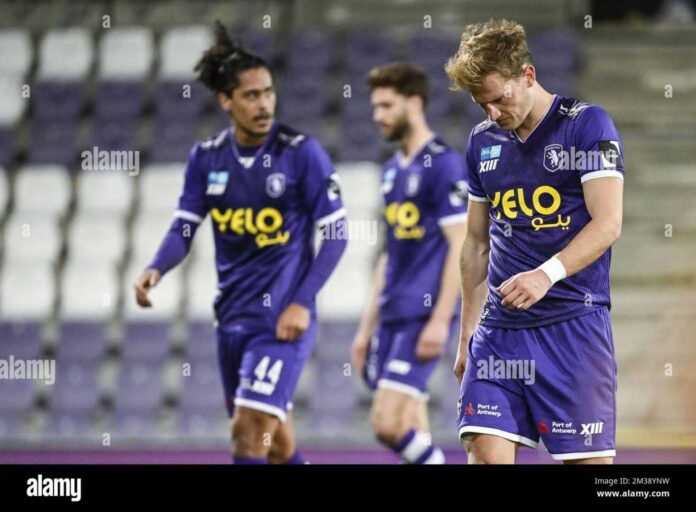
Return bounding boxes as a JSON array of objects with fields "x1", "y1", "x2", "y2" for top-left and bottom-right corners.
[
  {"x1": 186, "y1": 322, "x2": 217, "y2": 362},
  {"x1": 0, "y1": 128, "x2": 16, "y2": 167},
  {"x1": 232, "y1": 28, "x2": 273, "y2": 60},
  {"x1": 57, "y1": 322, "x2": 107, "y2": 363},
  {"x1": 148, "y1": 115, "x2": 198, "y2": 162},
  {"x1": 91, "y1": 117, "x2": 139, "y2": 152},
  {"x1": 0, "y1": 322, "x2": 42, "y2": 359},
  {"x1": 51, "y1": 362, "x2": 100, "y2": 412},
  {"x1": 0, "y1": 414, "x2": 25, "y2": 436},
  {"x1": 287, "y1": 29, "x2": 334, "y2": 72},
  {"x1": 111, "y1": 411, "x2": 159, "y2": 437},
  {"x1": 27, "y1": 118, "x2": 78, "y2": 166},
  {"x1": 180, "y1": 360, "x2": 222, "y2": 411},
  {"x1": 44, "y1": 411, "x2": 94, "y2": 437},
  {"x1": 0, "y1": 379, "x2": 35, "y2": 413},
  {"x1": 113, "y1": 361, "x2": 164, "y2": 412},
  {"x1": 178, "y1": 408, "x2": 227, "y2": 437},
  {"x1": 345, "y1": 32, "x2": 392, "y2": 74},
  {"x1": 94, "y1": 81, "x2": 146, "y2": 120},
  {"x1": 32, "y1": 82, "x2": 84, "y2": 120},
  {"x1": 154, "y1": 81, "x2": 208, "y2": 121},
  {"x1": 121, "y1": 322, "x2": 171, "y2": 362}
]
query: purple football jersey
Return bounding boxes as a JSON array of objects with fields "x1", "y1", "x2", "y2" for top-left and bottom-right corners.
[
  {"x1": 379, "y1": 136, "x2": 468, "y2": 323},
  {"x1": 176, "y1": 121, "x2": 346, "y2": 328},
  {"x1": 465, "y1": 96, "x2": 624, "y2": 328}
]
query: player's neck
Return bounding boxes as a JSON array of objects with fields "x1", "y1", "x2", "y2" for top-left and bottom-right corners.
[
  {"x1": 399, "y1": 123, "x2": 434, "y2": 161},
  {"x1": 233, "y1": 126, "x2": 267, "y2": 147},
  {"x1": 515, "y1": 87, "x2": 555, "y2": 142}
]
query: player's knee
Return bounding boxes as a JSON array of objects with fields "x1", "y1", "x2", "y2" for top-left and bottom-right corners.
[
  {"x1": 370, "y1": 409, "x2": 406, "y2": 446},
  {"x1": 463, "y1": 434, "x2": 512, "y2": 464},
  {"x1": 231, "y1": 414, "x2": 271, "y2": 455}
]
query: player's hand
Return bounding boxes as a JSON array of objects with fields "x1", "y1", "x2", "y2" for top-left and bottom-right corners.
[
  {"x1": 351, "y1": 332, "x2": 371, "y2": 374},
  {"x1": 453, "y1": 327, "x2": 473, "y2": 384},
  {"x1": 276, "y1": 303, "x2": 310, "y2": 342},
  {"x1": 134, "y1": 268, "x2": 161, "y2": 308},
  {"x1": 453, "y1": 344, "x2": 468, "y2": 385},
  {"x1": 496, "y1": 269, "x2": 552, "y2": 311},
  {"x1": 415, "y1": 316, "x2": 449, "y2": 362}
]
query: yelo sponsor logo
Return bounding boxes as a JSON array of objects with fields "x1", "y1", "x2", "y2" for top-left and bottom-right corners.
[
  {"x1": 489, "y1": 185, "x2": 570, "y2": 231},
  {"x1": 384, "y1": 201, "x2": 425, "y2": 239},
  {"x1": 210, "y1": 207, "x2": 290, "y2": 247}
]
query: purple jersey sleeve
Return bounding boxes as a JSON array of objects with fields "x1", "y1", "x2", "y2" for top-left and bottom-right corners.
[
  {"x1": 291, "y1": 235, "x2": 347, "y2": 308},
  {"x1": 175, "y1": 143, "x2": 208, "y2": 223},
  {"x1": 574, "y1": 106, "x2": 625, "y2": 184},
  {"x1": 297, "y1": 138, "x2": 346, "y2": 227},
  {"x1": 464, "y1": 132, "x2": 488, "y2": 202},
  {"x1": 148, "y1": 218, "x2": 199, "y2": 275},
  {"x1": 433, "y1": 151, "x2": 469, "y2": 227}
]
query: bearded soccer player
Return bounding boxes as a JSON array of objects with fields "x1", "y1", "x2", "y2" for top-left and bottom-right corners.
[
  {"x1": 446, "y1": 19, "x2": 623, "y2": 464},
  {"x1": 352, "y1": 63, "x2": 468, "y2": 464},
  {"x1": 134, "y1": 22, "x2": 347, "y2": 464}
]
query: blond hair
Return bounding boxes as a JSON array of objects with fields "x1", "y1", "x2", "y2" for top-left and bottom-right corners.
[{"x1": 445, "y1": 19, "x2": 533, "y2": 92}]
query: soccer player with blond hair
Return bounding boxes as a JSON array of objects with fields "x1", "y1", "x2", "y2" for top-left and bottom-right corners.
[{"x1": 446, "y1": 19, "x2": 624, "y2": 464}]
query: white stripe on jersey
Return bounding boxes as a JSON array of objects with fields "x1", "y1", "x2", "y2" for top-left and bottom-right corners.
[
  {"x1": 174, "y1": 209, "x2": 204, "y2": 223},
  {"x1": 580, "y1": 170, "x2": 624, "y2": 183}
]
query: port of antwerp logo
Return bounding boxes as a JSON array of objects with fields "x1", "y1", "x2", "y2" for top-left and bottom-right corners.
[{"x1": 543, "y1": 144, "x2": 564, "y2": 172}]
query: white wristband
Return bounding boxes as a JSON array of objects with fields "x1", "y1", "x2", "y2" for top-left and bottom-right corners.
[{"x1": 538, "y1": 256, "x2": 566, "y2": 285}]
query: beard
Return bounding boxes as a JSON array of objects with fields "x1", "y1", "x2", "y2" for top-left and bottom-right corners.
[{"x1": 383, "y1": 113, "x2": 410, "y2": 142}]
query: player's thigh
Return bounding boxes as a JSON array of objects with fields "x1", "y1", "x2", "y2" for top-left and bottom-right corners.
[
  {"x1": 462, "y1": 433, "x2": 519, "y2": 464},
  {"x1": 371, "y1": 387, "x2": 419, "y2": 428},
  {"x1": 231, "y1": 404, "x2": 281, "y2": 447}
]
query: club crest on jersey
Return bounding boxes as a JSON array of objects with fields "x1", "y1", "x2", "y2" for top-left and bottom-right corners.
[
  {"x1": 543, "y1": 144, "x2": 564, "y2": 173},
  {"x1": 479, "y1": 145, "x2": 501, "y2": 173},
  {"x1": 207, "y1": 170, "x2": 229, "y2": 195},
  {"x1": 266, "y1": 173, "x2": 286, "y2": 198},
  {"x1": 381, "y1": 168, "x2": 396, "y2": 194},
  {"x1": 405, "y1": 173, "x2": 420, "y2": 197}
]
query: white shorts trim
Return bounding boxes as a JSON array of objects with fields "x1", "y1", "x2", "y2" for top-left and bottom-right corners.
[
  {"x1": 549, "y1": 449, "x2": 616, "y2": 461},
  {"x1": 458, "y1": 425, "x2": 539, "y2": 448},
  {"x1": 580, "y1": 170, "x2": 624, "y2": 183},
  {"x1": 316, "y1": 207, "x2": 347, "y2": 228},
  {"x1": 234, "y1": 397, "x2": 287, "y2": 423},
  {"x1": 468, "y1": 194, "x2": 489, "y2": 203},
  {"x1": 438, "y1": 212, "x2": 468, "y2": 227},
  {"x1": 377, "y1": 379, "x2": 428, "y2": 401},
  {"x1": 174, "y1": 209, "x2": 204, "y2": 223}
]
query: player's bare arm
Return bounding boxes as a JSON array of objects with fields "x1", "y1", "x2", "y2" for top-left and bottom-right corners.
[
  {"x1": 453, "y1": 199, "x2": 490, "y2": 383},
  {"x1": 352, "y1": 251, "x2": 388, "y2": 372},
  {"x1": 416, "y1": 221, "x2": 467, "y2": 362}
]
